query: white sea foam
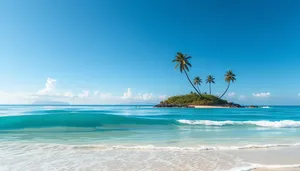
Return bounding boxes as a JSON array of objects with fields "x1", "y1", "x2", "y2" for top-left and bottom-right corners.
[
  {"x1": 0, "y1": 142, "x2": 239, "y2": 171},
  {"x1": 13, "y1": 143, "x2": 296, "y2": 151},
  {"x1": 2, "y1": 142, "x2": 300, "y2": 152},
  {"x1": 1, "y1": 142, "x2": 300, "y2": 171},
  {"x1": 108, "y1": 143, "x2": 300, "y2": 151},
  {"x1": 178, "y1": 119, "x2": 300, "y2": 128},
  {"x1": 230, "y1": 163, "x2": 300, "y2": 171}
]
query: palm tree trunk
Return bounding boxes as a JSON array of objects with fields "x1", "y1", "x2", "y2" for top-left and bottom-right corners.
[
  {"x1": 197, "y1": 85, "x2": 201, "y2": 94},
  {"x1": 209, "y1": 83, "x2": 211, "y2": 95},
  {"x1": 184, "y1": 70, "x2": 203, "y2": 98},
  {"x1": 219, "y1": 82, "x2": 230, "y2": 99}
]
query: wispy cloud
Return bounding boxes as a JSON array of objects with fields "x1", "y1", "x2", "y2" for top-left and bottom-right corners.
[
  {"x1": 78, "y1": 90, "x2": 89, "y2": 98},
  {"x1": 253, "y1": 92, "x2": 270, "y2": 97},
  {"x1": 0, "y1": 78, "x2": 167, "y2": 104},
  {"x1": 225, "y1": 92, "x2": 246, "y2": 101},
  {"x1": 227, "y1": 92, "x2": 236, "y2": 97},
  {"x1": 136, "y1": 93, "x2": 153, "y2": 100},
  {"x1": 238, "y1": 95, "x2": 246, "y2": 100},
  {"x1": 99, "y1": 93, "x2": 113, "y2": 99},
  {"x1": 158, "y1": 95, "x2": 167, "y2": 100},
  {"x1": 93, "y1": 91, "x2": 99, "y2": 96},
  {"x1": 64, "y1": 92, "x2": 74, "y2": 98},
  {"x1": 0, "y1": 91, "x2": 35, "y2": 104}
]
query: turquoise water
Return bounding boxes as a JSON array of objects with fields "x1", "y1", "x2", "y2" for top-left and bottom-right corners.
[
  {"x1": 1, "y1": 105, "x2": 300, "y2": 146},
  {"x1": 1, "y1": 105, "x2": 300, "y2": 170}
]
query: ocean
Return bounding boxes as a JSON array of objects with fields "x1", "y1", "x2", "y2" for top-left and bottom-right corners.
[{"x1": 1, "y1": 105, "x2": 300, "y2": 171}]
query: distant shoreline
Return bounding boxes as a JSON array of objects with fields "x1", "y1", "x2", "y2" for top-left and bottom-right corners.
[{"x1": 154, "y1": 104, "x2": 260, "y2": 108}]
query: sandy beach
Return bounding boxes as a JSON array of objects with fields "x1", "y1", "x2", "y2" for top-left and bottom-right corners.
[
  {"x1": 192, "y1": 105, "x2": 229, "y2": 108},
  {"x1": 255, "y1": 169, "x2": 300, "y2": 171},
  {"x1": 229, "y1": 146, "x2": 300, "y2": 171}
]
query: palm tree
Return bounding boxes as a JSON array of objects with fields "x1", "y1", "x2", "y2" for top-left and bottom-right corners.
[
  {"x1": 219, "y1": 70, "x2": 236, "y2": 99},
  {"x1": 172, "y1": 52, "x2": 203, "y2": 98},
  {"x1": 193, "y1": 76, "x2": 202, "y2": 94},
  {"x1": 206, "y1": 75, "x2": 215, "y2": 95}
]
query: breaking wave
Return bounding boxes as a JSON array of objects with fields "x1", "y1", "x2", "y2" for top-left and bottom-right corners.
[
  {"x1": 178, "y1": 119, "x2": 300, "y2": 128},
  {"x1": 1, "y1": 108, "x2": 300, "y2": 130}
]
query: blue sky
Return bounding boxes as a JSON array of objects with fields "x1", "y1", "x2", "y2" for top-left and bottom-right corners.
[{"x1": 0, "y1": 0, "x2": 300, "y2": 105}]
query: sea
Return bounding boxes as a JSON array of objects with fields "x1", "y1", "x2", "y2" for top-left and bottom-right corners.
[{"x1": 1, "y1": 105, "x2": 300, "y2": 171}]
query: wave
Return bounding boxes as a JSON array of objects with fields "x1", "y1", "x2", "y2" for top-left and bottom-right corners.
[
  {"x1": 1, "y1": 109, "x2": 300, "y2": 130},
  {"x1": 105, "y1": 143, "x2": 300, "y2": 151},
  {"x1": 11, "y1": 142, "x2": 296, "y2": 151},
  {"x1": 178, "y1": 119, "x2": 300, "y2": 128},
  {"x1": 0, "y1": 111, "x2": 176, "y2": 130}
]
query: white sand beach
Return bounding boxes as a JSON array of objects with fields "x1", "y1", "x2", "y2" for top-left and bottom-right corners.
[
  {"x1": 192, "y1": 105, "x2": 229, "y2": 108},
  {"x1": 229, "y1": 146, "x2": 300, "y2": 171},
  {"x1": 256, "y1": 169, "x2": 300, "y2": 171}
]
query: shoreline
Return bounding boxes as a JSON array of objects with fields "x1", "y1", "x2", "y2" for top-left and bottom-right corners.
[
  {"x1": 192, "y1": 105, "x2": 229, "y2": 108},
  {"x1": 154, "y1": 104, "x2": 259, "y2": 108},
  {"x1": 3, "y1": 141, "x2": 300, "y2": 171}
]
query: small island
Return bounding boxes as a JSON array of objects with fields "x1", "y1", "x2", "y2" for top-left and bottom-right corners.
[
  {"x1": 155, "y1": 93, "x2": 242, "y2": 108},
  {"x1": 155, "y1": 52, "x2": 258, "y2": 108}
]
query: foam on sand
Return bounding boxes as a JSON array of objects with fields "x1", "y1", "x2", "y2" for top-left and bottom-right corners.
[
  {"x1": 230, "y1": 164, "x2": 300, "y2": 171},
  {"x1": 23, "y1": 142, "x2": 298, "y2": 151},
  {"x1": 1, "y1": 142, "x2": 300, "y2": 171}
]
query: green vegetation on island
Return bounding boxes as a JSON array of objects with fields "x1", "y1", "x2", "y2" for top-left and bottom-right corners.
[
  {"x1": 160, "y1": 93, "x2": 228, "y2": 106},
  {"x1": 155, "y1": 52, "x2": 242, "y2": 108}
]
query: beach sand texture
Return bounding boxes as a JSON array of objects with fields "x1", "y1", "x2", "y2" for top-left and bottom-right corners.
[{"x1": 255, "y1": 169, "x2": 300, "y2": 171}]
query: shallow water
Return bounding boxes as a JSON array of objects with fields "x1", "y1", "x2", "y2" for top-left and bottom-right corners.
[{"x1": 0, "y1": 105, "x2": 300, "y2": 170}]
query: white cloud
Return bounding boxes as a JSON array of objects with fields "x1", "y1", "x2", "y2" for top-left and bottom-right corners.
[
  {"x1": 0, "y1": 79, "x2": 166, "y2": 104},
  {"x1": 159, "y1": 95, "x2": 167, "y2": 100},
  {"x1": 136, "y1": 93, "x2": 153, "y2": 100},
  {"x1": 122, "y1": 88, "x2": 133, "y2": 99},
  {"x1": 99, "y1": 93, "x2": 113, "y2": 99},
  {"x1": 64, "y1": 92, "x2": 74, "y2": 98},
  {"x1": 119, "y1": 88, "x2": 167, "y2": 102},
  {"x1": 238, "y1": 95, "x2": 246, "y2": 100},
  {"x1": 143, "y1": 93, "x2": 152, "y2": 100},
  {"x1": 94, "y1": 91, "x2": 99, "y2": 96},
  {"x1": 298, "y1": 93, "x2": 300, "y2": 96},
  {"x1": 227, "y1": 92, "x2": 236, "y2": 97},
  {"x1": 78, "y1": 90, "x2": 89, "y2": 98},
  {"x1": 253, "y1": 92, "x2": 270, "y2": 97},
  {"x1": 0, "y1": 91, "x2": 36, "y2": 104},
  {"x1": 224, "y1": 92, "x2": 246, "y2": 101},
  {"x1": 35, "y1": 78, "x2": 63, "y2": 98},
  {"x1": 37, "y1": 78, "x2": 57, "y2": 95}
]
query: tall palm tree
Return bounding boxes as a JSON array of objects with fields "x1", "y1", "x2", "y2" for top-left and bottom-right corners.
[
  {"x1": 206, "y1": 75, "x2": 215, "y2": 95},
  {"x1": 172, "y1": 52, "x2": 203, "y2": 98},
  {"x1": 219, "y1": 70, "x2": 236, "y2": 99},
  {"x1": 193, "y1": 76, "x2": 202, "y2": 94}
]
